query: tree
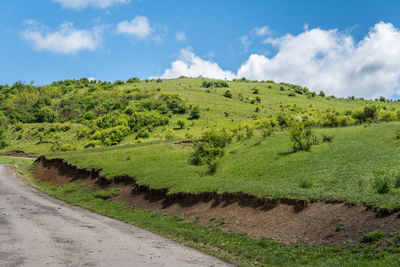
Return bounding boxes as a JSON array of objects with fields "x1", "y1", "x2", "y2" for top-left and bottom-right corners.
[{"x1": 177, "y1": 119, "x2": 185, "y2": 129}]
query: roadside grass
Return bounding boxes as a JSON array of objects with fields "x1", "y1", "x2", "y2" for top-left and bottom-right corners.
[
  {"x1": 48, "y1": 122, "x2": 400, "y2": 210},
  {"x1": 13, "y1": 164, "x2": 400, "y2": 266},
  {"x1": 0, "y1": 156, "x2": 35, "y2": 165}
]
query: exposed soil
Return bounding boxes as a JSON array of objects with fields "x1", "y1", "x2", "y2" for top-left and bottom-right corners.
[
  {"x1": 173, "y1": 140, "x2": 195, "y2": 147},
  {"x1": 1, "y1": 150, "x2": 39, "y2": 158},
  {"x1": 33, "y1": 156, "x2": 400, "y2": 247}
]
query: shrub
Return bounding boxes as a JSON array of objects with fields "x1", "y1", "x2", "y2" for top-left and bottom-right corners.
[
  {"x1": 164, "y1": 128, "x2": 175, "y2": 140},
  {"x1": 126, "y1": 77, "x2": 140, "y2": 83},
  {"x1": 188, "y1": 106, "x2": 200, "y2": 120},
  {"x1": 322, "y1": 134, "x2": 334, "y2": 143},
  {"x1": 190, "y1": 129, "x2": 232, "y2": 173},
  {"x1": 201, "y1": 80, "x2": 229, "y2": 88},
  {"x1": 252, "y1": 87, "x2": 259, "y2": 94},
  {"x1": 223, "y1": 90, "x2": 233, "y2": 98},
  {"x1": 177, "y1": 119, "x2": 186, "y2": 129},
  {"x1": 394, "y1": 172, "x2": 400, "y2": 188},
  {"x1": 90, "y1": 125, "x2": 130, "y2": 145},
  {"x1": 289, "y1": 121, "x2": 318, "y2": 152},
  {"x1": 85, "y1": 140, "x2": 101, "y2": 148},
  {"x1": 288, "y1": 92, "x2": 296, "y2": 97},
  {"x1": 319, "y1": 91, "x2": 326, "y2": 97},
  {"x1": 255, "y1": 96, "x2": 261, "y2": 103},
  {"x1": 378, "y1": 110, "x2": 397, "y2": 122},
  {"x1": 35, "y1": 107, "x2": 59, "y2": 123},
  {"x1": 15, "y1": 122, "x2": 23, "y2": 132},
  {"x1": 0, "y1": 126, "x2": 7, "y2": 149}
]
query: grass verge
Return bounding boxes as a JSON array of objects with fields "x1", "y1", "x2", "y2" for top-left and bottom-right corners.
[{"x1": 10, "y1": 163, "x2": 400, "y2": 266}]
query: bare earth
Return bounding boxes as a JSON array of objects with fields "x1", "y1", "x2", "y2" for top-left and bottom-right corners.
[{"x1": 0, "y1": 165, "x2": 231, "y2": 267}]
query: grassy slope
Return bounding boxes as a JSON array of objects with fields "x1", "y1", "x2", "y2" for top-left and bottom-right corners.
[
  {"x1": 48, "y1": 121, "x2": 400, "y2": 210},
  {"x1": 11, "y1": 162, "x2": 400, "y2": 267},
  {"x1": 4, "y1": 78, "x2": 400, "y2": 210}
]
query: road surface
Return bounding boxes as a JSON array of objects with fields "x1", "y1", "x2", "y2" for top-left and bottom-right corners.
[{"x1": 0, "y1": 165, "x2": 231, "y2": 267}]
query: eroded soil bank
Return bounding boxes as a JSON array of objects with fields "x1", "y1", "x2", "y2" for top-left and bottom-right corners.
[
  {"x1": 33, "y1": 156, "x2": 400, "y2": 246},
  {"x1": 1, "y1": 150, "x2": 38, "y2": 158}
]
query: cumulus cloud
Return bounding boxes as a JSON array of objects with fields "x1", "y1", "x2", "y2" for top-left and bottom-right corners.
[
  {"x1": 175, "y1": 31, "x2": 186, "y2": 42},
  {"x1": 159, "y1": 22, "x2": 400, "y2": 98},
  {"x1": 116, "y1": 16, "x2": 153, "y2": 39},
  {"x1": 239, "y1": 22, "x2": 400, "y2": 98},
  {"x1": 159, "y1": 49, "x2": 235, "y2": 80},
  {"x1": 22, "y1": 21, "x2": 102, "y2": 54},
  {"x1": 52, "y1": 0, "x2": 130, "y2": 9}
]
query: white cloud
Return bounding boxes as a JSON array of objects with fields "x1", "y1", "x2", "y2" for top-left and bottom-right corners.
[
  {"x1": 159, "y1": 49, "x2": 235, "y2": 80},
  {"x1": 158, "y1": 22, "x2": 400, "y2": 98},
  {"x1": 175, "y1": 31, "x2": 186, "y2": 42},
  {"x1": 116, "y1": 16, "x2": 153, "y2": 39},
  {"x1": 252, "y1": 26, "x2": 270, "y2": 36},
  {"x1": 240, "y1": 25, "x2": 271, "y2": 53},
  {"x1": 22, "y1": 21, "x2": 102, "y2": 54},
  {"x1": 239, "y1": 22, "x2": 400, "y2": 98},
  {"x1": 52, "y1": 0, "x2": 130, "y2": 9}
]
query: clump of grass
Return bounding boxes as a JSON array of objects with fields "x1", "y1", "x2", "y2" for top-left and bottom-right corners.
[
  {"x1": 335, "y1": 226, "x2": 343, "y2": 232},
  {"x1": 322, "y1": 134, "x2": 334, "y2": 143},
  {"x1": 393, "y1": 172, "x2": 400, "y2": 188},
  {"x1": 372, "y1": 171, "x2": 392, "y2": 194},
  {"x1": 361, "y1": 231, "x2": 385, "y2": 243},
  {"x1": 299, "y1": 179, "x2": 313, "y2": 189}
]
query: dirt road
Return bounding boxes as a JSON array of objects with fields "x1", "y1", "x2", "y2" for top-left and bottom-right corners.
[{"x1": 0, "y1": 165, "x2": 231, "y2": 267}]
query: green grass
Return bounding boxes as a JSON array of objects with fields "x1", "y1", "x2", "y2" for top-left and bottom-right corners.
[
  {"x1": 48, "y1": 121, "x2": 400, "y2": 210},
  {"x1": 14, "y1": 164, "x2": 400, "y2": 266},
  {"x1": 0, "y1": 156, "x2": 35, "y2": 165}
]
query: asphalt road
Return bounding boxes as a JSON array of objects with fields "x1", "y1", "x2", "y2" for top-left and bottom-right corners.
[{"x1": 0, "y1": 165, "x2": 231, "y2": 267}]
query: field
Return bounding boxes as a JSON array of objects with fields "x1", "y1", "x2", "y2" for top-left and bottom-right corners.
[{"x1": 4, "y1": 77, "x2": 400, "y2": 265}]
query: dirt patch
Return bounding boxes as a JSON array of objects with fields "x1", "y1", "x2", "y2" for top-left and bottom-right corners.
[
  {"x1": 33, "y1": 156, "x2": 400, "y2": 246},
  {"x1": 1, "y1": 150, "x2": 39, "y2": 158},
  {"x1": 173, "y1": 140, "x2": 195, "y2": 147}
]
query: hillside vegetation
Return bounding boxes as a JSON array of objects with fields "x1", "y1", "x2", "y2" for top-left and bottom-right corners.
[{"x1": 2, "y1": 77, "x2": 400, "y2": 209}]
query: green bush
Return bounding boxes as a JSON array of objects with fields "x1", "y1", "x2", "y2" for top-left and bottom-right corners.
[
  {"x1": 85, "y1": 140, "x2": 101, "y2": 148},
  {"x1": 289, "y1": 121, "x2": 318, "y2": 152},
  {"x1": 322, "y1": 134, "x2": 334, "y2": 143},
  {"x1": 90, "y1": 125, "x2": 130, "y2": 145},
  {"x1": 223, "y1": 90, "x2": 233, "y2": 98},
  {"x1": 188, "y1": 106, "x2": 200, "y2": 120},
  {"x1": 177, "y1": 119, "x2": 186, "y2": 129},
  {"x1": 15, "y1": 122, "x2": 23, "y2": 132},
  {"x1": 202, "y1": 80, "x2": 229, "y2": 88},
  {"x1": 190, "y1": 129, "x2": 232, "y2": 173}
]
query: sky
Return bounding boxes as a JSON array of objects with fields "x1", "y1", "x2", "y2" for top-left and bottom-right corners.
[{"x1": 1, "y1": 0, "x2": 400, "y2": 98}]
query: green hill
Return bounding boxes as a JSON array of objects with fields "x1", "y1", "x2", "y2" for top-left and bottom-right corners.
[{"x1": 2, "y1": 77, "x2": 400, "y2": 210}]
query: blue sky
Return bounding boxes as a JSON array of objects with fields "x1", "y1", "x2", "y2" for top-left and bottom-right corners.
[{"x1": 1, "y1": 0, "x2": 400, "y2": 98}]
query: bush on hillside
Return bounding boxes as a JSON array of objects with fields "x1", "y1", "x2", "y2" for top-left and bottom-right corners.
[
  {"x1": 202, "y1": 80, "x2": 229, "y2": 88},
  {"x1": 289, "y1": 120, "x2": 318, "y2": 152},
  {"x1": 188, "y1": 106, "x2": 200, "y2": 120},
  {"x1": 223, "y1": 90, "x2": 233, "y2": 98},
  {"x1": 190, "y1": 129, "x2": 232, "y2": 173}
]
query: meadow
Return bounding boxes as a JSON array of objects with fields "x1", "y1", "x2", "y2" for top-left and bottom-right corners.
[{"x1": 4, "y1": 77, "x2": 400, "y2": 265}]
